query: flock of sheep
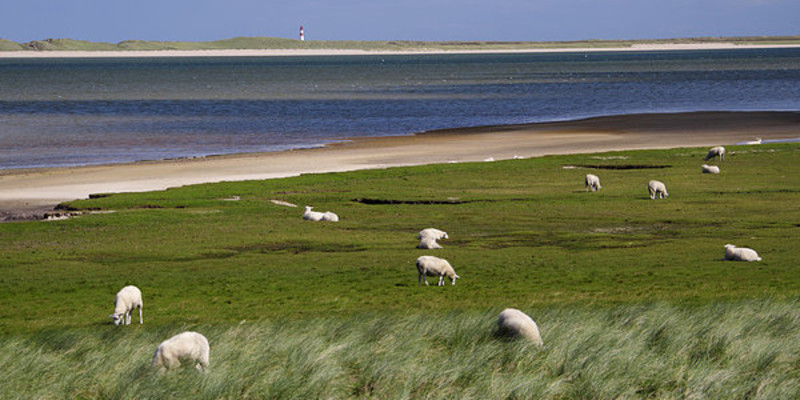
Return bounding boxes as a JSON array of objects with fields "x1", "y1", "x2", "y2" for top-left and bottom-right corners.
[
  {"x1": 585, "y1": 144, "x2": 762, "y2": 261},
  {"x1": 110, "y1": 144, "x2": 763, "y2": 370}
]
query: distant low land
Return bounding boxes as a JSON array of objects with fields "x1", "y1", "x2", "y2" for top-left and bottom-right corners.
[{"x1": 2, "y1": 35, "x2": 800, "y2": 55}]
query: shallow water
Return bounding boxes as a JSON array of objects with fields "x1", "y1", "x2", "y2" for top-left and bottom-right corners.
[{"x1": 1, "y1": 48, "x2": 799, "y2": 169}]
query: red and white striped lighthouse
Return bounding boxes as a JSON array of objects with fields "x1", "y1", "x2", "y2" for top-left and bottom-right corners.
[{"x1": 300, "y1": 26, "x2": 305, "y2": 41}]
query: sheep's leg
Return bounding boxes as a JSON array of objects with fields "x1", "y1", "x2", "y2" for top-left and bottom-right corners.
[
  {"x1": 139, "y1": 307, "x2": 143, "y2": 324},
  {"x1": 419, "y1": 273, "x2": 428, "y2": 286},
  {"x1": 438, "y1": 275, "x2": 444, "y2": 286}
]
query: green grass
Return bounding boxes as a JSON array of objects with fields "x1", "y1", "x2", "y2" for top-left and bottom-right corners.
[
  {"x1": 1, "y1": 301, "x2": 798, "y2": 399},
  {"x1": 0, "y1": 143, "x2": 798, "y2": 398},
  {"x1": 4, "y1": 35, "x2": 800, "y2": 52}
]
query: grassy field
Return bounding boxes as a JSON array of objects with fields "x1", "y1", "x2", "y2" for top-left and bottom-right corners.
[
  {"x1": 4, "y1": 35, "x2": 800, "y2": 52},
  {"x1": 0, "y1": 143, "x2": 798, "y2": 398}
]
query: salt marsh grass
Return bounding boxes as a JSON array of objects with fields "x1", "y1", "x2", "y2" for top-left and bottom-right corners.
[
  {"x1": 1, "y1": 143, "x2": 798, "y2": 398},
  {"x1": 2, "y1": 300, "x2": 798, "y2": 399}
]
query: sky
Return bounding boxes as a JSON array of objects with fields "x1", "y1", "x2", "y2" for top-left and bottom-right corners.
[{"x1": 1, "y1": 0, "x2": 798, "y2": 44}]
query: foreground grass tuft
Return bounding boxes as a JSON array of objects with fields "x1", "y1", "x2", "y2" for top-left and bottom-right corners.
[{"x1": 1, "y1": 300, "x2": 798, "y2": 399}]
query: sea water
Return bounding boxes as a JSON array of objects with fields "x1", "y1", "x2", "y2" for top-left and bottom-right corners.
[{"x1": 1, "y1": 48, "x2": 799, "y2": 169}]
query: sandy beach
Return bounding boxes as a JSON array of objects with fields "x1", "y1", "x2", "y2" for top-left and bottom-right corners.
[
  {"x1": 2, "y1": 43, "x2": 800, "y2": 59},
  {"x1": 1, "y1": 111, "x2": 798, "y2": 220}
]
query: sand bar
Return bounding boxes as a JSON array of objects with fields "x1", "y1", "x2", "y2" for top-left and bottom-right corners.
[{"x1": 1, "y1": 111, "x2": 798, "y2": 220}]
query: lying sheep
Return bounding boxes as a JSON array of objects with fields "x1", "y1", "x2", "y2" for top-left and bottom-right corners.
[
  {"x1": 322, "y1": 211, "x2": 339, "y2": 222},
  {"x1": 110, "y1": 285, "x2": 143, "y2": 326},
  {"x1": 701, "y1": 164, "x2": 720, "y2": 174},
  {"x1": 705, "y1": 146, "x2": 726, "y2": 161},
  {"x1": 416, "y1": 255, "x2": 459, "y2": 286},
  {"x1": 497, "y1": 308, "x2": 543, "y2": 346},
  {"x1": 647, "y1": 180, "x2": 669, "y2": 200},
  {"x1": 302, "y1": 206, "x2": 339, "y2": 222},
  {"x1": 417, "y1": 228, "x2": 448, "y2": 249},
  {"x1": 724, "y1": 244, "x2": 762, "y2": 262},
  {"x1": 153, "y1": 331, "x2": 210, "y2": 371},
  {"x1": 585, "y1": 174, "x2": 602, "y2": 192}
]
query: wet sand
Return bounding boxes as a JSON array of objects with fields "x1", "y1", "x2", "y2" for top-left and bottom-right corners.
[{"x1": 1, "y1": 111, "x2": 798, "y2": 220}]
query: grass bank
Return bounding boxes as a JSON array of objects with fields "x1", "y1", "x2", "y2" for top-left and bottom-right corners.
[{"x1": 0, "y1": 143, "x2": 798, "y2": 397}]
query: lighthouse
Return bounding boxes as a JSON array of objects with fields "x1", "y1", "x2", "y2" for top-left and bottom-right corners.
[{"x1": 300, "y1": 26, "x2": 305, "y2": 41}]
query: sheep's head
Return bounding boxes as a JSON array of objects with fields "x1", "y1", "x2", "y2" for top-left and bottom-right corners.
[
  {"x1": 449, "y1": 273, "x2": 460, "y2": 285},
  {"x1": 110, "y1": 313, "x2": 124, "y2": 325}
]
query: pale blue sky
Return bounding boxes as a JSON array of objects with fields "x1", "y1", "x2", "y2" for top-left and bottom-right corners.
[{"x1": 2, "y1": 0, "x2": 797, "y2": 43}]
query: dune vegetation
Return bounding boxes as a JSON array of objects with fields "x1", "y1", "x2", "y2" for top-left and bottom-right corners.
[
  {"x1": 0, "y1": 143, "x2": 798, "y2": 398},
  {"x1": 3, "y1": 35, "x2": 800, "y2": 52}
]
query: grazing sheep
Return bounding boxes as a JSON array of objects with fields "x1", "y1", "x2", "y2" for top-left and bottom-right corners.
[
  {"x1": 497, "y1": 308, "x2": 543, "y2": 346},
  {"x1": 701, "y1": 164, "x2": 720, "y2": 174},
  {"x1": 584, "y1": 174, "x2": 602, "y2": 192},
  {"x1": 303, "y1": 206, "x2": 339, "y2": 222},
  {"x1": 416, "y1": 255, "x2": 459, "y2": 286},
  {"x1": 110, "y1": 285, "x2": 143, "y2": 326},
  {"x1": 153, "y1": 331, "x2": 210, "y2": 371},
  {"x1": 647, "y1": 180, "x2": 669, "y2": 200},
  {"x1": 417, "y1": 228, "x2": 449, "y2": 249},
  {"x1": 705, "y1": 146, "x2": 726, "y2": 161},
  {"x1": 724, "y1": 244, "x2": 762, "y2": 262},
  {"x1": 418, "y1": 237, "x2": 443, "y2": 249}
]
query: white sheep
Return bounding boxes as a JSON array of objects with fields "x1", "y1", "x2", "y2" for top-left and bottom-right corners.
[
  {"x1": 705, "y1": 146, "x2": 726, "y2": 161},
  {"x1": 322, "y1": 211, "x2": 339, "y2": 222},
  {"x1": 417, "y1": 228, "x2": 449, "y2": 249},
  {"x1": 743, "y1": 137, "x2": 762, "y2": 145},
  {"x1": 585, "y1": 174, "x2": 602, "y2": 192},
  {"x1": 110, "y1": 285, "x2": 143, "y2": 326},
  {"x1": 497, "y1": 308, "x2": 543, "y2": 346},
  {"x1": 302, "y1": 205, "x2": 339, "y2": 222},
  {"x1": 647, "y1": 180, "x2": 669, "y2": 200},
  {"x1": 724, "y1": 244, "x2": 762, "y2": 262},
  {"x1": 701, "y1": 164, "x2": 720, "y2": 174},
  {"x1": 416, "y1": 255, "x2": 459, "y2": 286},
  {"x1": 152, "y1": 331, "x2": 210, "y2": 371}
]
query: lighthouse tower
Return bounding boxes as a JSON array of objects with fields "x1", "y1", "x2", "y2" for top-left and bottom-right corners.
[{"x1": 300, "y1": 26, "x2": 305, "y2": 41}]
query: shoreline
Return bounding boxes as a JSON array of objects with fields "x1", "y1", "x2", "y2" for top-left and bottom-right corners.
[
  {"x1": 1, "y1": 111, "x2": 798, "y2": 221},
  {"x1": 2, "y1": 43, "x2": 800, "y2": 59}
]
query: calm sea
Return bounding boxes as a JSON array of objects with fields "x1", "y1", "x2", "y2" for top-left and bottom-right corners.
[{"x1": 1, "y1": 48, "x2": 799, "y2": 169}]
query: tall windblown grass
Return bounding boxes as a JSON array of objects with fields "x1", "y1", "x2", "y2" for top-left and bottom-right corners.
[{"x1": 1, "y1": 299, "x2": 798, "y2": 399}]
